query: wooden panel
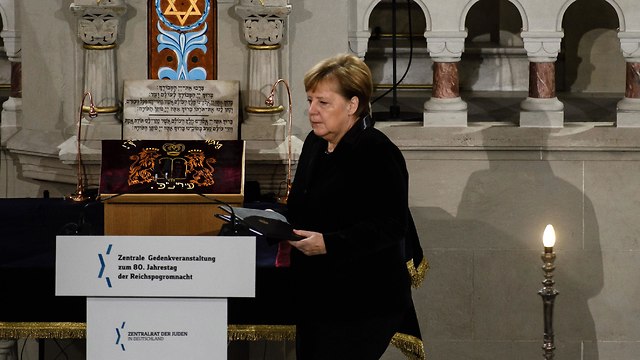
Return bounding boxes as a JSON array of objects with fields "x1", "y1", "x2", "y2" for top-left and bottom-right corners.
[
  {"x1": 104, "y1": 194, "x2": 242, "y2": 236},
  {"x1": 148, "y1": 0, "x2": 217, "y2": 80}
]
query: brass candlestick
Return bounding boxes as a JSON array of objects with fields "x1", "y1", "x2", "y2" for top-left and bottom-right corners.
[
  {"x1": 265, "y1": 78, "x2": 293, "y2": 204},
  {"x1": 66, "y1": 91, "x2": 98, "y2": 202},
  {"x1": 539, "y1": 225, "x2": 559, "y2": 360}
]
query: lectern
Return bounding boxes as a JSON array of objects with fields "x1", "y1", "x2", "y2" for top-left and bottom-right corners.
[
  {"x1": 57, "y1": 139, "x2": 254, "y2": 359},
  {"x1": 55, "y1": 235, "x2": 255, "y2": 360},
  {"x1": 103, "y1": 193, "x2": 242, "y2": 236},
  {"x1": 98, "y1": 139, "x2": 246, "y2": 236}
]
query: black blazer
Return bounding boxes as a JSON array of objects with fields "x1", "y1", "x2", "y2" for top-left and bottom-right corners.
[{"x1": 287, "y1": 118, "x2": 412, "y2": 321}]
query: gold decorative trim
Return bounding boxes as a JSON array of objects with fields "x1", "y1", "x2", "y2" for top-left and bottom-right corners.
[
  {"x1": 391, "y1": 332, "x2": 426, "y2": 360},
  {"x1": 1, "y1": 322, "x2": 424, "y2": 358},
  {"x1": 83, "y1": 44, "x2": 116, "y2": 50},
  {"x1": 0, "y1": 322, "x2": 86, "y2": 339},
  {"x1": 247, "y1": 44, "x2": 281, "y2": 50},
  {"x1": 245, "y1": 105, "x2": 284, "y2": 114},
  {"x1": 407, "y1": 255, "x2": 429, "y2": 288},
  {"x1": 82, "y1": 105, "x2": 120, "y2": 114},
  {"x1": 228, "y1": 324, "x2": 295, "y2": 341}
]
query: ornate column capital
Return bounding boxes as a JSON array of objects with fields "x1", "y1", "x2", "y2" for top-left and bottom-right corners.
[
  {"x1": 70, "y1": 1, "x2": 127, "y2": 47},
  {"x1": 348, "y1": 30, "x2": 371, "y2": 59},
  {"x1": 618, "y1": 31, "x2": 640, "y2": 62},
  {"x1": 424, "y1": 31, "x2": 467, "y2": 62},
  {"x1": 235, "y1": 1, "x2": 291, "y2": 46},
  {"x1": 521, "y1": 31, "x2": 564, "y2": 62}
]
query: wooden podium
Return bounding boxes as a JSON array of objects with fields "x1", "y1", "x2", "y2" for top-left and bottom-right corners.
[
  {"x1": 103, "y1": 193, "x2": 243, "y2": 236},
  {"x1": 99, "y1": 139, "x2": 246, "y2": 236}
]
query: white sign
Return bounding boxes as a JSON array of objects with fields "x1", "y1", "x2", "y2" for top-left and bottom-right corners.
[
  {"x1": 87, "y1": 297, "x2": 227, "y2": 360},
  {"x1": 55, "y1": 235, "x2": 255, "y2": 297},
  {"x1": 122, "y1": 80, "x2": 239, "y2": 141}
]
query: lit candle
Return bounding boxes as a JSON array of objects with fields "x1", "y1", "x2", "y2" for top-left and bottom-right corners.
[{"x1": 543, "y1": 224, "x2": 556, "y2": 253}]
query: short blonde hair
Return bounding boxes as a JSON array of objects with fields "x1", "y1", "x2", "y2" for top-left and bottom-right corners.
[{"x1": 303, "y1": 53, "x2": 373, "y2": 118}]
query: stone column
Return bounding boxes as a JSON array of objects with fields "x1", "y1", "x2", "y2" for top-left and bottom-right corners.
[
  {"x1": 70, "y1": 0, "x2": 127, "y2": 121},
  {"x1": 235, "y1": 0, "x2": 301, "y2": 197},
  {"x1": 519, "y1": 32, "x2": 564, "y2": 127},
  {"x1": 235, "y1": 1, "x2": 291, "y2": 127},
  {"x1": 616, "y1": 32, "x2": 640, "y2": 127},
  {"x1": 58, "y1": 0, "x2": 128, "y2": 185},
  {"x1": 424, "y1": 31, "x2": 468, "y2": 127},
  {"x1": 0, "y1": 0, "x2": 21, "y2": 145},
  {"x1": 0, "y1": 339, "x2": 17, "y2": 360}
]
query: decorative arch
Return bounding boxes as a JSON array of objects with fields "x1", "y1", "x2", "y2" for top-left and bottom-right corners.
[
  {"x1": 460, "y1": 0, "x2": 480, "y2": 32},
  {"x1": 460, "y1": 0, "x2": 528, "y2": 32},
  {"x1": 359, "y1": 0, "x2": 432, "y2": 34},
  {"x1": 0, "y1": 0, "x2": 20, "y2": 61},
  {"x1": 556, "y1": 0, "x2": 624, "y2": 32},
  {"x1": 505, "y1": 0, "x2": 529, "y2": 31},
  {"x1": 603, "y1": 0, "x2": 625, "y2": 31},
  {"x1": 350, "y1": 0, "x2": 432, "y2": 58},
  {"x1": 557, "y1": 0, "x2": 578, "y2": 31},
  {"x1": 0, "y1": 1, "x2": 10, "y2": 31}
]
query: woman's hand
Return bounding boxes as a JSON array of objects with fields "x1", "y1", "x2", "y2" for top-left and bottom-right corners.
[{"x1": 288, "y1": 229, "x2": 327, "y2": 256}]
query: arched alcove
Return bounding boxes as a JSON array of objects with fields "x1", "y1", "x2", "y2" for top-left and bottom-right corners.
[
  {"x1": 459, "y1": 0, "x2": 525, "y2": 123},
  {"x1": 462, "y1": 0, "x2": 525, "y2": 92},
  {"x1": 557, "y1": 0, "x2": 623, "y2": 122},
  {"x1": 364, "y1": 0, "x2": 429, "y2": 121},
  {"x1": 0, "y1": 2, "x2": 13, "y2": 106},
  {"x1": 561, "y1": 0, "x2": 624, "y2": 93}
]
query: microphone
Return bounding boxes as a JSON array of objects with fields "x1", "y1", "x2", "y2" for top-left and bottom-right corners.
[
  {"x1": 194, "y1": 193, "x2": 241, "y2": 236},
  {"x1": 60, "y1": 185, "x2": 151, "y2": 236},
  {"x1": 59, "y1": 191, "x2": 128, "y2": 236}
]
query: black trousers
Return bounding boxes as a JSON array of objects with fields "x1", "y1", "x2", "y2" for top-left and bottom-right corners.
[{"x1": 295, "y1": 309, "x2": 406, "y2": 360}]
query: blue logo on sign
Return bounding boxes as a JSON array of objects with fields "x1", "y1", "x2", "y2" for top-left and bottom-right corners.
[
  {"x1": 98, "y1": 244, "x2": 113, "y2": 288},
  {"x1": 115, "y1": 321, "x2": 126, "y2": 351}
]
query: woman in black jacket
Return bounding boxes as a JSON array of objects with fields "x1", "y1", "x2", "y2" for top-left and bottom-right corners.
[{"x1": 286, "y1": 53, "x2": 415, "y2": 360}]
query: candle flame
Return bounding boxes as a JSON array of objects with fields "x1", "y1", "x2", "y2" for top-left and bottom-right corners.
[{"x1": 543, "y1": 224, "x2": 556, "y2": 248}]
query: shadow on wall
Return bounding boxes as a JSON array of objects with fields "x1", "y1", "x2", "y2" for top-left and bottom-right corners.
[
  {"x1": 561, "y1": 0, "x2": 624, "y2": 93},
  {"x1": 411, "y1": 127, "x2": 603, "y2": 359}
]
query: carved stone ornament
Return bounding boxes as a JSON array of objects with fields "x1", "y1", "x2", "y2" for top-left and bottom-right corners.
[
  {"x1": 424, "y1": 31, "x2": 467, "y2": 62},
  {"x1": 235, "y1": 2, "x2": 291, "y2": 46},
  {"x1": 618, "y1": 32, "x2": 640, "y2": 62},
  {"x1": 244, "y1": 17, "x2": 284, "y2": 45},
  {"x1": 521, "y1": 31, "x2": 563, "y2": 62},
  {"x1": 70, "y1": 2, "x2": 127, "y2": 46}
]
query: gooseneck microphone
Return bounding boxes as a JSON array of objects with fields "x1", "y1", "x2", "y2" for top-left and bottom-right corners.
[{"x1": 195, "y1": 193, "x2": 239, "y2": 235}]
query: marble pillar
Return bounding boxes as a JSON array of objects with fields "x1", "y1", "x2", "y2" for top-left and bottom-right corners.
[
  {"x1": 528, "y1": 62, "x2": 555, "y2": 98},
  {"x1": 0, "y1": 8, "x2": 21, "y2": 145},
  {"x1": 616, "y1": 32, "x2": 640, "y2": 127},
  {"x1": 235, "y1": 1, "x2": 290, "y2": 130},
  {"x1": 69, "y1": 1, "x2": 126, "y2": 122},
  {"x1": 58, "y1": 1, "x2": 128, "y2": 184},
  {"x1": 0, "y1": 340, "x2": 17, "y2": 360},
  {"x1": 520, "y1": 32, "x2": 564, "y2": 127},
  {"x1": 235, "y1": 0, "x2": 302, "y2": 196},
  {"x1": 424, "y1": 32, "x2": 468, "y2": 127},
  {"x1": 432, "y1": 62, "x2": 460, "y2": 99},
  {"x1": 626, "y1": 62, "x2": 640, "y2": 98}
]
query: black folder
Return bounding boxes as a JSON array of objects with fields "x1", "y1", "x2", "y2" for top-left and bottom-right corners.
[{"x1": 216, "y1": 206, "x2": 304, "y2": 245}]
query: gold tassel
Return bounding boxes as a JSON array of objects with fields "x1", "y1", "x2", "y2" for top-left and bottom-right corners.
[
  {"x1": 2, "y1": 322, "x2": 425, "y2": 360},
  {"x1": 407, "y1": 255, "x2": 430, "y2": 288},
  {"x1": 0, "y1": 322, "x2": 297, "y2": 342},
  {"x1": 391, "y1": 332, "x2": 427, "y2": 360},
  {"x1": 227, "y1": 325, "x2": 296, "y2": 342},
  {"x1": 0, "y1": 322, "x2": 86, "y2": 339}
]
